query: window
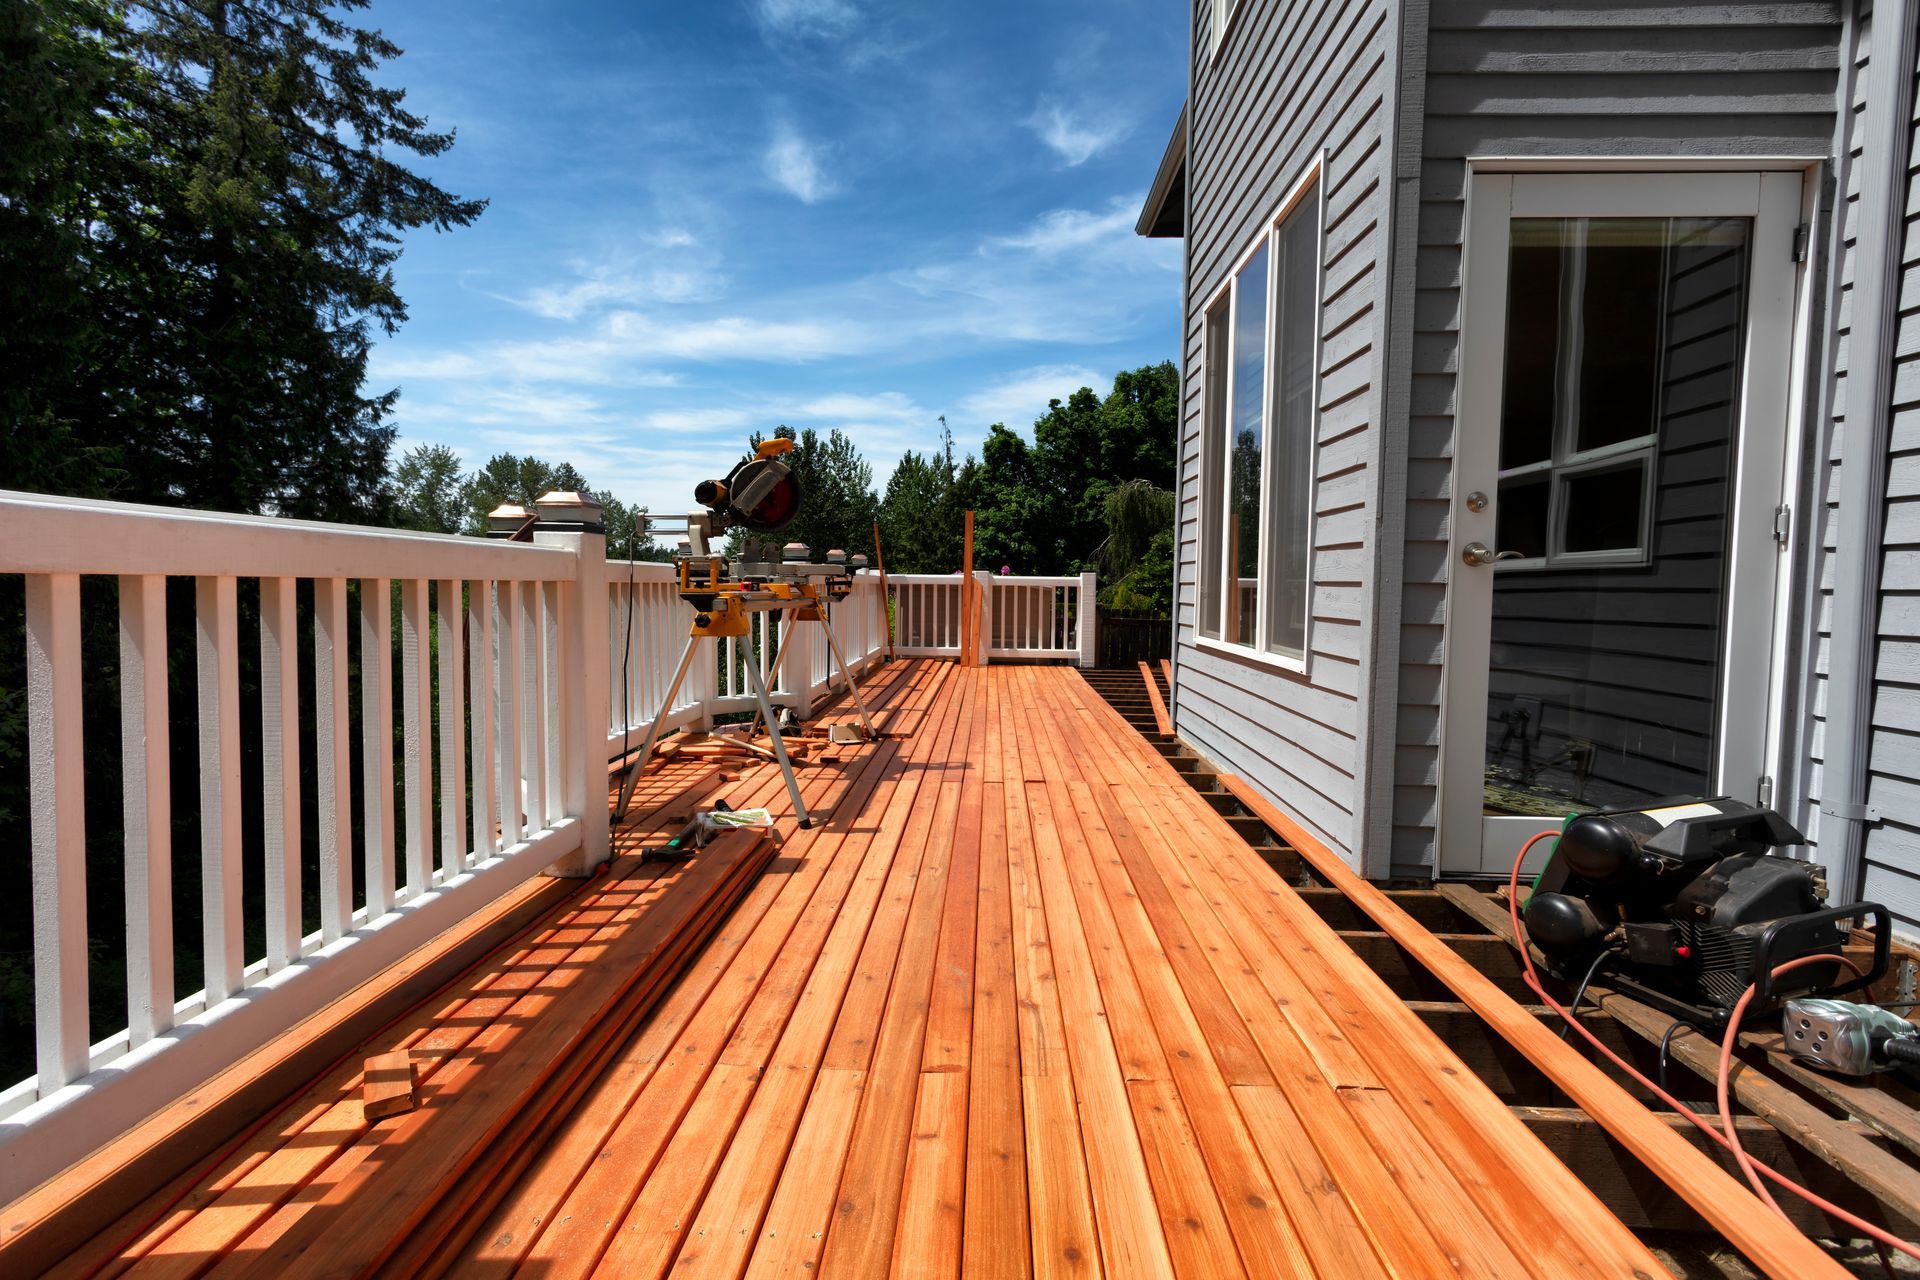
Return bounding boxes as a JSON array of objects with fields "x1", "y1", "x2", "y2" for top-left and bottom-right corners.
[
  {"x1": 1210, "y1": 0, "x2": 1243, "y2": 57},
  {"x1": 1490, "y1": 217, "x2": 1737, "y2": 570},
  {"x1": 1197, "y1": 167, "x2": 1322, "y2": 663}
]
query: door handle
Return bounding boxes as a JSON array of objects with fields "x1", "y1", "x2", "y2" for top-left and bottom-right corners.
[{"x1": 1461, "y1": 543, "x2": 1524, "y2": 567}]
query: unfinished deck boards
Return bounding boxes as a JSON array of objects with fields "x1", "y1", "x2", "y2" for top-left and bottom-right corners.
[{"x1": 52, "y1": 662, "x2": 1678, "y2": 1278}]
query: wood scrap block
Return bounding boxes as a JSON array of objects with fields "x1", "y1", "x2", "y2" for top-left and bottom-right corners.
[{"x1": 363, "y1": 1050, "x2": 417, "y2": 1122}]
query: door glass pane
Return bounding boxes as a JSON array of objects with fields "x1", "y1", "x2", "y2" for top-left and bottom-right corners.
[
  {"x1": 1265, "y1": 189, "x2": 1318, "y2": 659},
  {"x1": 1499, "y1": 224, "x2": 1562, "y2": 470},
  {"x1": 1561, "y1": 462, "x2": 1647, "y2": 555},
  {"x1": 1225, "y1": 241, "x2": 1267, "y2": 647},
  {"x1": 1495, "y1": 474, "x2": 1548, "y2": 560},
  {"x1": 1576, "y1": 220, "x2": 1667, "y2": 453},
  {"x1": 1484, "y1": 216, "x2": 1749, "y2": 818},
  {"x1": 1199, "y1": 298, "x2": 1230, "y2": 639}
]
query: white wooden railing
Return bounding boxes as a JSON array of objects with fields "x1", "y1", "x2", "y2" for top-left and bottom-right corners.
[
  {"x1": 887, "y1": 571, "x2": 1096, "y2": 667},
  {"x1": 0, "y1": 492, "x2": 610, "y2": 1198},
  {"x1": 0, "y1": 491, "x2": 1074, "y2": 1198}
]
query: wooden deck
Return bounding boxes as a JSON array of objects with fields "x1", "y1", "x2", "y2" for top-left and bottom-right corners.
[{"x1": 48, "y1": 660, "x2": 1671, "y2": 1278}]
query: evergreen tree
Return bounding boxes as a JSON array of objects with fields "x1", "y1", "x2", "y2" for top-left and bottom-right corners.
[
  {"x1": 0, "y1": 0, "x2": 485, "y2": 520},
  {"x1": 388, "y1": 442, "x2": 465, "y2": 533}
]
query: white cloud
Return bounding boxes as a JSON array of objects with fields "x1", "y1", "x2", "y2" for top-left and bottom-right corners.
[
  {"x1": 958, "y1": 364, "x2": 1106, "y2": 429},
  {"x1": 753, "y1": 0, "x2": 860, "y2": 38},
  {"x1": 765, "y1": 122, "x2": 835, "y2": 203},
  {"x1": 517, "y1": 267, "x2": 725, "y2": 320},
  {"x1": 990, "y1": 199, "x2": 1140, "y2": 257},
  {"x1": 793, "y1": 391, "x2": 923, "y2": 423},
  {"x1": 1025, "y1": 98, "x2": 1127, "y2": 167}
]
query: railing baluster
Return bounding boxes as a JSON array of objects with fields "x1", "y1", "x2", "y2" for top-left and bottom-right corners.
[
  {"x1": 543, "y1": 580, "x2": 563, "y2": 821},
  {"x1": 400, "y1": 579, "x2": 431, "y2": 896},
  {"x1": 521, "y1": 580, "x2": 546, "y2": 833},
  {"x1": 196, "y1": 575, "x2": 243, "y2": 1001},
  {"x1": 261, "y1": 577, "x2": 301, "y2": 969},
  {"x1": 314, "y1": 578, "x2": 351, "y2": 941},
  {"x1": 438, "y1": 580, "x2": 468, "y2": 877},
  {"x1": 498, "y1": 581, "x2": 524, "y2": 847},
  {"x1": 469, "y1": 580, "x2": 496, "y2": 862},
  {"x1": 118, "y1": 574, "x2": 172, "y2": 1044},
  {"x1": 27, "y1": 573, "x2": 89, "y2": 1089},
  {"x1": 361, "y1": 578, "x2": 396, "y2": 915}
]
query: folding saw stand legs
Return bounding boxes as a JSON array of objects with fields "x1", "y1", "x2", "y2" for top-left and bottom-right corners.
[
  {"x1": 747, "y1": 610, "x2": 876, "y2": 740},
  {"x1": 612, "y1": 603, "x2": 875, "y2": 829}
]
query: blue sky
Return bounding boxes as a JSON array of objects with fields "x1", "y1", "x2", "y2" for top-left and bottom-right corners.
[{"x1": 361, "y1": 0, "x2": 1186, "y2": 527}]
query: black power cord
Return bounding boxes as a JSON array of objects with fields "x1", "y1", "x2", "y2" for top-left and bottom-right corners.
[{"x1": 1560, "y1": 948, "x2": 1611, "y2": 1041}]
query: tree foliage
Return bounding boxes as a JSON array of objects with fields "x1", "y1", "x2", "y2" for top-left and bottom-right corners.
[
  {"x1": 0, "y1": 0, "x2": 484, "y2": 521},
  {"x1": 876, "y1": 362, "x2": 1180, "y2": 585}
]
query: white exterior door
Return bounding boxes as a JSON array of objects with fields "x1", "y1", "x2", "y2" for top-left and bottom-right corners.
[{"x1": 1440, "y1": 170, "x2": 1806, "y2": 877}]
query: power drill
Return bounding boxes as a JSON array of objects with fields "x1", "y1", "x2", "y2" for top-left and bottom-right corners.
[{"x1": 1782, "y1": 998, "x2": 1920, "y2": 1075}]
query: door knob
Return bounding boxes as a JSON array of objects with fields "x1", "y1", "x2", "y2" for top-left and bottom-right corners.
[{"x1": 1461, "y1": 543, "x2": 1524, "y2": 567}]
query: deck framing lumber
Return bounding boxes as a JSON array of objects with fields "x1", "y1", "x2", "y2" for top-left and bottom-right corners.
[{"x1": 1217, "y1": 773, "x2": 1848, "y2": 1280}]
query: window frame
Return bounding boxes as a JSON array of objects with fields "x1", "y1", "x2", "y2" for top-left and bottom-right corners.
[
  {"x1": 1209, "y1": 0, "x2": 1245, "y2": 61},
  {"x1": 1194, "y1": 156, "x2": 1326, "y2": 673},
  {"x1": 1494, "y1": 217, "x2": 1668, "y2": 573}
]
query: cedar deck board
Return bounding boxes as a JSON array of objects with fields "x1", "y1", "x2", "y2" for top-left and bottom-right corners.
[{"x1": 40, "y1": 663, "x2": 1699, "y2": 1279}]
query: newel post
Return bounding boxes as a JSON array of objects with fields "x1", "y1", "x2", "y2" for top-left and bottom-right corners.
[
  {"x1": 1078, "y1": 572, "x2": 1098, "y2": 668},
  {"x1": 973, "y1": 570, "x2": 994, "y2": 666},
  {"x1": 534, "y1": 492, "x2": 610, "y2": 877}
]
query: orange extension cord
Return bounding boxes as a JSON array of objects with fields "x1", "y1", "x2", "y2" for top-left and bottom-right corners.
[{"x1": 1506, "y1": 830, "x2": 1920, "y2": 1265}]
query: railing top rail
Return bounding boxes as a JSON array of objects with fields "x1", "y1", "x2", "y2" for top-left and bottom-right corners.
[
  {"x1": 605, "y1": 560, "x2": 678, "y2": 578},
  {"x1": 0, "y1": 489, "x2": 575, "y2": 580},
  {"x1": 884, "y1": 572, "x2": 1085, "y2": 586}
]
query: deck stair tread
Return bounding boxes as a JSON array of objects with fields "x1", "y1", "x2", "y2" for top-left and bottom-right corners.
[{"x1": 39, "y1": 662, "x2": 1736, "y2": 1278}]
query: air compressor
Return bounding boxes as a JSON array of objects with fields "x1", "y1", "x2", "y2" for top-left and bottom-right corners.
[{"x1": 1520, "y1": 797, "x2": 1890, "y2": 1029}]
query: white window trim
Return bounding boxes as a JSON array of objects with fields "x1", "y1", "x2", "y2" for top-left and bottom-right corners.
[
  {"x1": 1210, "y1": 0, "x2": 1245, "y2": 62},
  {"x1": 1195, "y1": 155, "x2": 1325, "y2": 676}
]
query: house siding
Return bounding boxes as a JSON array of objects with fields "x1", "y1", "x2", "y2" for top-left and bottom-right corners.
[
  {"x1": 1391, "y1": 3, "x2": 1844, "y2": 870},
  {"x1": 1802, "y1": 4, "x2": 1920, "y2": 925},
  {"x1": 1175, "y1": 0, "x2": 1398, "y2": 863}
]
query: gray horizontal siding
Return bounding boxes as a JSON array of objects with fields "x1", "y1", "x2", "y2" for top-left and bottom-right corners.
[
  {"x1": 1857, "y1": 6, "x2": 1920, "y2": 929},
  {"x1": 1394, "y1": 3, "x2": 1844, "y2": 870},
  {"x1": 1175, "y1": 0, "x2": 1396, "y2": 861}
]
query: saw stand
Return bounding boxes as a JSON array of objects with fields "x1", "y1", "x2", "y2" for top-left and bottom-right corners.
[{"x1": 612, "y1": 518, "x2": 876, "y2": 829}]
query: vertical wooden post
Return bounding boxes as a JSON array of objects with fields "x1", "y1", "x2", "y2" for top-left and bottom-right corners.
[
  {"x1": 28, "y1": 573, "x2": 89, "y2": 1089},
  {"x1": 314, "y1": 578, "x2": 352, "y2": 941},
  {"x1": 961, "y1": 510, "x2": 976, "y2": 668},
  {"x1": 197, "y1": 575, "x2": 244, "y2": 1002},
  {"x1": 872, "y1": 520, "x2": 894, "y2": 661},
  {"x1": 1078, "y1": 572, "x2": 1099, "y2": 669},
  {"x1": 119, "y1": 574, "x2": 172, "y2": 1045},
  {"x1": 261, "y1": 576, "x2": 302, "y2": 966},
  {"x1": 537, "y1": 520, "x2": 610, "y2": 879}
]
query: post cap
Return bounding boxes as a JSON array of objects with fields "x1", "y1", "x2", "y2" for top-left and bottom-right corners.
[
  {"x1": 487, "y1": 503, "x2": 534, "y2": 537},
  {"x1": 533, "y1": 490, "x2": 606, "y2": 533},
  {"x1": 782, "y1": 542, "x2": 811, "y2": 562}
]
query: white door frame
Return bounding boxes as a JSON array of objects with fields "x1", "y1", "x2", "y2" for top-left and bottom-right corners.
[{"x1": 1438, "y1": 166, "x2": 1811, "y2": 877}]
